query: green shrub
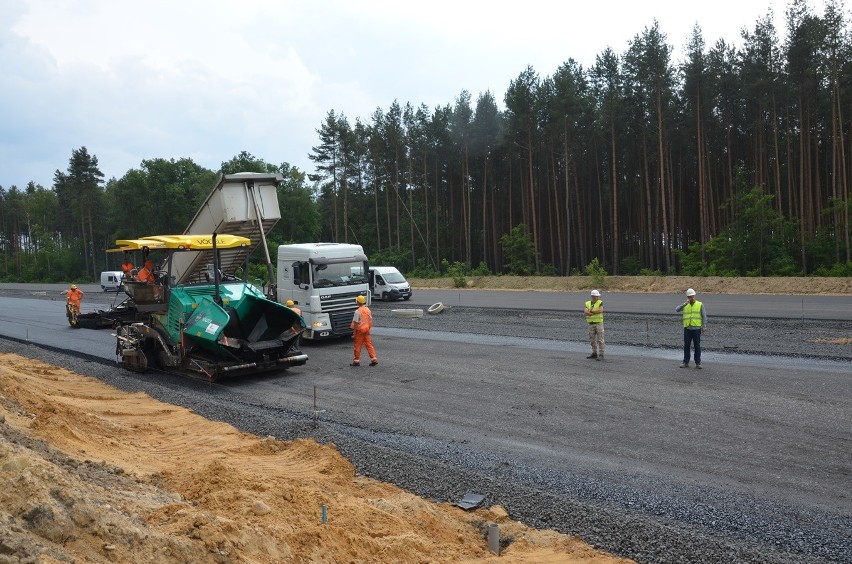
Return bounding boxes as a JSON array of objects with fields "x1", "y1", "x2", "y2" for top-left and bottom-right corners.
[
  {"x1": 538, "y1": 263, "x2": 558, "y2": 276},
  {"x1": 499, "y1": 224, "x2": 536, "y2": 275},
  {"x1": 442, "y1": 259, "x2": 470, "y2": 288},
  {"x1": 471, "y1": 261, "x2": 492, "y2": 276},
  {"x1": 813, "y1": 261, "x2": 852, "y2": 276},
  {"x1": 369, "y1": 246, "x2": 411, "y2": 271},
  {"x1": 619, "y1": 256, "x2": 642, "y2": 275},
  {"x1": 584, "y1": 258, "x2": 607, "y2": 288},
  {"x1": 407, "y1": 258, "x2": 441, "y2": 278}
]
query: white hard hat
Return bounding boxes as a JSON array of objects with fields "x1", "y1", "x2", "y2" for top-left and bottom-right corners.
[
  {"x1": 686, "y1": 288, "x2": 696, "y2": 297},
  {"x1": 590, "y1": 289, "x2": 600, "y2": 296}
]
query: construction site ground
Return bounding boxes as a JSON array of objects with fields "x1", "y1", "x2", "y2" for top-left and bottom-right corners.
[{"x1": 0, "y1": 277, "x2": 849, "y2": 563}]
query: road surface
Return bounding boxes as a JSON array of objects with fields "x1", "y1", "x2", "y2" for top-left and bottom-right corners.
[{"x1": 0, "y1": 288, "x2": 849, "y2": 563}]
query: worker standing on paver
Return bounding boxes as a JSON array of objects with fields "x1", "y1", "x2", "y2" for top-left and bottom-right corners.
[
  {"x1": 350, "y1": 295, "x2": 378, "y2": 367},
  {"x1": 121, "y1": 253, "x2": 135, "y2": 278},
  {"x1": 584, "y1": 289, "x2": 605, "y2": 360},
  {"x1": 135, "y1": 260, "x2": 156, "y2": 284},
  {"x1": 676, "y1": 288, "x2": 707, "y2": 369}
]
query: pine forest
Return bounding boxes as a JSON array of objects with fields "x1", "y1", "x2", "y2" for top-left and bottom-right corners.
[{"x1": 2, "y1": 0, "x2": 851, "y2": 282}]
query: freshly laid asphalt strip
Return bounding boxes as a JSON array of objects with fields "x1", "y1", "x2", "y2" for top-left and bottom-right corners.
[{"x1": 0, "y1": 287, "x2": 849, "y2": 564}]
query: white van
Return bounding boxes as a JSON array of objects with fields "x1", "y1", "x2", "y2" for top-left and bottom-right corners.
[
  {"x1": 100, "y1": 271, "x2": 124, "y2": 292},
  {"x1": 369, "y1": 266, "x2": 412, "y2": 301}
]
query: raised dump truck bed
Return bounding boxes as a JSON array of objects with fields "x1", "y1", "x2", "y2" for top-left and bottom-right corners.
[{"x1": 169, "y1": 172, "x2": 282, "y2": 284}]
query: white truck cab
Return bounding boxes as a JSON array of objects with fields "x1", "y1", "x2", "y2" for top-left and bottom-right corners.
[
  {"x1": 277, "y1": 243, "x2": 370, "y2": 340},
  {"x1": 369, "y1": 266, "x2": 412, "y2": 301},
  {"x1": 100, "y1": 270, "x2": 124, "y2": 292}
]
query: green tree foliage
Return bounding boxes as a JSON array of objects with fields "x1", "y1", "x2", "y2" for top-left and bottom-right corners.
[
  {"x1": 584, "y1": 258, "x2": 608, "y2": 287},
  {"x1": 105, "y1": 158, "x2": 217, "y2": 240},
  {"x1": 499, "y1": 224, "x2": 536, "y2": 275},
  {"x1": 368, "y1": 246, "x2": 411, "y2": 272},
  {"x1": 273, "y1": 163, "x2": 320, "y2": 243},
  {"x1": 220, "y1": 151, "x2": 279, "y2": 174},
  {"x1": 279, "y1": 3, "x2": 852, "y2": 280},
  {"x1": 1, "y1": 149, "x2": 316, "y2": 282},
  {"x1": 677, "y1": 182, "x2": 799, "y2": 276},
  {"x1": 8, "y1": 0, "x2": 852, "y2": 280}
]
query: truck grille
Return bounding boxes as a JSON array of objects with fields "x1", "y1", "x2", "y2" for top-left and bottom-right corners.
[
  {"x1": 319, "y1": 291, "x2": 362, "y2": 335},
  {"x1": 330, "y1": 310, "x2": 355, "y2": 335}
]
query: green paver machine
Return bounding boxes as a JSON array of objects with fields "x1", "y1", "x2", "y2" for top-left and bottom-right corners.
[{"x1": 112, "y1": 233, "x2": 307, "y2": 381}]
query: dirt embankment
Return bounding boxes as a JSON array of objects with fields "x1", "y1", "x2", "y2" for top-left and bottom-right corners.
[
  {"x1": 408, "y1": 275, "x2": 852, "y2": 295},
  {"x1": 0, "y1": 353, "x2": 631, "y2": 564}
]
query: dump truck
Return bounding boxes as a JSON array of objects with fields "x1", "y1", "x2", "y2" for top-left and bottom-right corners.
[{"x1": 113, "y1": 233, "x2": 307, "y2": 381}]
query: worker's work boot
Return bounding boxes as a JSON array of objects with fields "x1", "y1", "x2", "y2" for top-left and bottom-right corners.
[
  {"x1": 369, "y1": 358, "x2": 378, "y2": 366},
  {"x1": 597, "y1": 354, "x2": 603, "y2": 361},
  {"x1": 586, "y1": 353, "x2": 597, "y2": 359},
  {"x1": 350, "y1": 361, "x2": 360, "y2": 367}
]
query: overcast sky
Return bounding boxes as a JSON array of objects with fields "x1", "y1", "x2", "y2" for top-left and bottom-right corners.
[{"x1": 0, "y1": 0, "x2": 826, "y2": 189}]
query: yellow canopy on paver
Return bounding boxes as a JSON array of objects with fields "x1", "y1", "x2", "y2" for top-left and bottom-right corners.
[{"x1": 108, "y1": 234, "x2": 251, "y2": 253}]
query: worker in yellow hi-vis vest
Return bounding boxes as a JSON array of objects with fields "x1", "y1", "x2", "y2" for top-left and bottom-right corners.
[
  {"x1": 676, "y1": 288, "x2": 708, "y2": 369},
  {"x1": 584, "y1": 289, "x2": 605, "y2": 361}
]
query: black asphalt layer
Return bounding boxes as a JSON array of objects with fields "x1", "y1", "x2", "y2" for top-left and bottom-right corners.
[{"x1": 0, "y1": 285, "x2": 849, "y2": 563}]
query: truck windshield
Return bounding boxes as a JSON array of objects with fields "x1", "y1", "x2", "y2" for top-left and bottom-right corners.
[{"x1": 312, "y1": 262, "x2": 368, "y2": 288}]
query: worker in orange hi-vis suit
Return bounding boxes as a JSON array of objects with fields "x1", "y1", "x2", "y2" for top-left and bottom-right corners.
[
  {"x1": 285, "y1": 299, "x2": 301, "y2": 315},
  {"x1": 121, "y1": 253, "x2": 135, "y2": 277},
  {"x1": 135, "y1": 260, "x2": 156, "y2": 284},
  {"x1": 349, "y1": 295, "x2": 378, "y2": 367},
  {"x1": 66, "y1": 284, "x2": 84, "y2": 314},
  {"x1": 285, "y1": 300, "x2": 303, "y2": 336}
]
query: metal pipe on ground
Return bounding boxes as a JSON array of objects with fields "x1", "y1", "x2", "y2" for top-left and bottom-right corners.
[{"x1": 487, "y1": 523, "x2": 499, "y2": 555}]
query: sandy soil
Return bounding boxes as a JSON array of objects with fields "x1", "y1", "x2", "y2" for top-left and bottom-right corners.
[
  {"x1": 407, "y1": 275, "x2": 852, "y2": 295},
  {"x1": 0, "y1": 353, "x2": 632, "y2": 564}
]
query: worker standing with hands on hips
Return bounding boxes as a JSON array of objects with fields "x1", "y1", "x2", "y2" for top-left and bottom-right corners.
[
  {"x1": 676, "y1": 288, "x2": 707, "y2": 369},
  {"x1": 584, "y1": 289, "x2": 605, "y2": 360},
  {"x1": 350, "y1": 295, "x2": 378, "y2": 367}
]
